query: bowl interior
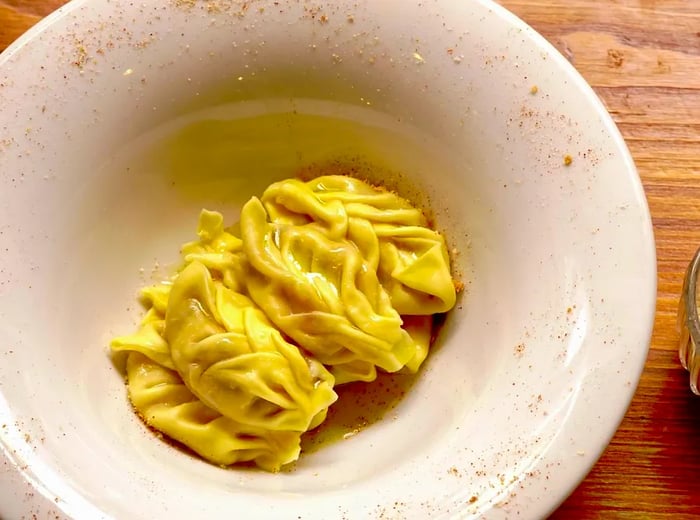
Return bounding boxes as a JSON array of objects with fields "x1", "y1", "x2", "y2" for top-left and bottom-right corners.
[{"x1": 0, "y1": 1, "x2": 655, "y2": 518}]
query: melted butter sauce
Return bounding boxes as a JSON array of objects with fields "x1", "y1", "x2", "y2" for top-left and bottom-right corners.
[
  {"x1": 299, "y1": 312, "x2": 446, "y2": 455},
  {"x1": 301, "y1": 369, "x2": 419, "y2": 453}
]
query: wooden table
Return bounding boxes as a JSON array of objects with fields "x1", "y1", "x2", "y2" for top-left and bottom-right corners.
[{"x1": 2, "y1": 0, "x2": 700, "y2": 518}]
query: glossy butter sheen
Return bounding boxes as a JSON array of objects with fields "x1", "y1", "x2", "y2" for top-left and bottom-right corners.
[{"x1": 110, "y1": 175, "x2": 457, "y2": 471}]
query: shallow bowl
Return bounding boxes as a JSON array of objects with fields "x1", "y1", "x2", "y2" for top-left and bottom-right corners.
[{"x1": 0, "y1": 0, "x2": 656, "y2": 518}]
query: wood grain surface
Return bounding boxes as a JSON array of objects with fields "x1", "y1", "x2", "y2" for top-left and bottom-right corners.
[{"x1": 2, "y1": 1, "x2": 700, "y2": 518}]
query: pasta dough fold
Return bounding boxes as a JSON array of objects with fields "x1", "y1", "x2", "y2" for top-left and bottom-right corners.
[
  {"x1": 166, "y1": 261, "x2": 337, "y2": 432},
  {"x1": 126, "y1": 352, "x2": 302, "y2": 471},
  {"x1": 240, "y1": 176, "x2": 455, "y2": 381}
]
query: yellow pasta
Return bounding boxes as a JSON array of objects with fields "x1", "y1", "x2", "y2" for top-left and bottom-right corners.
[
  {"x1": 166, "y1": 261, "x2": 337, "y2": 432},
  {"x1": 126, "y1": 352, "x2": 302, "y2": 471},
  {"x1": 111, "y1": 175, "x2": 457, "y2": 471},
  {"x1": 241, "y1": 176, "x2": 455, "y2": 382}
]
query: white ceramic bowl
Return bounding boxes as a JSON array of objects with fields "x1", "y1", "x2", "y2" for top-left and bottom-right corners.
[{"x1": 0, "y1": 1, "x2": 656, "y2": 518}]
